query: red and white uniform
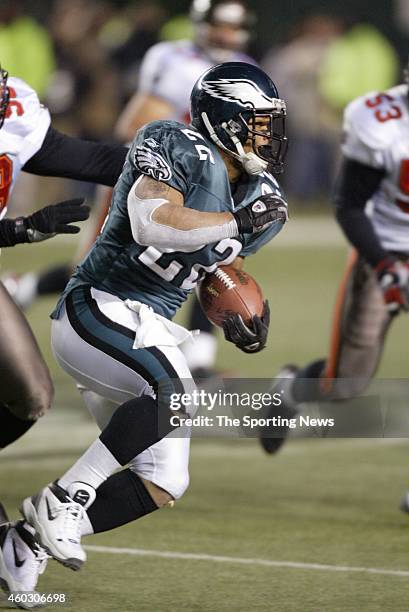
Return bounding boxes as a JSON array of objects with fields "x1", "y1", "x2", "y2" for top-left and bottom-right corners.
[
  {"x1": 342, "y1": 85, "x2": 409, "y2": 253},
  {"x1": 0, "y1": 77, "x2": 50, "y2": 218},
  {"x1": 138, "y1": 40, "x2": 255, "y2": 123}
]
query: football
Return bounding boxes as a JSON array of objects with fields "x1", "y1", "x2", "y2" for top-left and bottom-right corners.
[{"x1": 198, "y1": 265, "x2": 264, "y2": 328}]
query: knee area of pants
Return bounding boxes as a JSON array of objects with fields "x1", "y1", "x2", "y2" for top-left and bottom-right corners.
[
  {"x1": 165, "y1": 472, "x2": 190, "y2": 500},
  {"x1": 129, "y1": 465, "x2": 190, "y2": 501}
]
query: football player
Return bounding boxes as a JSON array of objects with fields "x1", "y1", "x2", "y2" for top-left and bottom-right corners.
[
  {"x1": 259, "y1": 62, "x2": 409, "y2": 455},
  {"x1": 0, "y1": 66, "x2": 129, "y2": 605},
  {"x1": 17, "y1": 0, "x2": 258, "y2": 379},
  {"x1": 1, "y1": 62, "x2": 288, "y2": 601},
  {"x1": 0, "y1": 67, "x2": 127, "y2": 452},
  {"x1": 117, "y1": 0, "x2": 257, "y2": 379}
]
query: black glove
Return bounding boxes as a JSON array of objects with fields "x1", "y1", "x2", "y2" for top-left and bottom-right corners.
[
  {"x1": 233, "y1": 194, "x2": 288, "y2": 234},
  {"x1": 23, "y1": 198, "x2": 90, "y2": 243},
  {"x1": 375, "y1": 257, "x2": 409, "y2": 314},
  {"x1": 222, "y1": 300, "x2": 270, "y2": 353}
]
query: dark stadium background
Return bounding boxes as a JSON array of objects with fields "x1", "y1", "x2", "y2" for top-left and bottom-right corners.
[{"x1": 24, "y1": 0, "x2": 407, "y2": 60}]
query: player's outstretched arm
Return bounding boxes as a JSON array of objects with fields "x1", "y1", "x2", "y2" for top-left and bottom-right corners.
[
  {"x1": 0, "y1": 198, "x2": 90, "y2": 248},
  {"x1": 23, "y1": 127, "x2": 128, "y2": 188},
  {"x1": 128, "y1": 176, "x2": 287, "y2": 250}
]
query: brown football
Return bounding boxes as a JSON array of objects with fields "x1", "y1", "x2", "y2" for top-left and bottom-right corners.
[{"x1": 198, "y1": 265, "x2": 264, "y2": 328}]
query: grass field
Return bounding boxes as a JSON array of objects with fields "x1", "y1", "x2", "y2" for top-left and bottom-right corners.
[{"x1": 1, "y1": 213, "x2": 409, "y2": 612}]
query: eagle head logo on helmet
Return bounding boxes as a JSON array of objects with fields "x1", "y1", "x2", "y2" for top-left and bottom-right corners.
[{"x1": 190, "y1": 62, "x2": 288, "y2": 176}]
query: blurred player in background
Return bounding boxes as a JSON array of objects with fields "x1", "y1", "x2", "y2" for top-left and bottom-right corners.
[
  {"x1": 15, "y1": 0, "x2": 258, "y2": 381},
  {"x1": 259, "y1": 61, "x2": 409, "y2": 455},
  {"x1": 116, "y1": 0, "x2": 256, "y2": 136},
  {"x1": 0, "y1": 62, "x2": 288, "y2": 602}
]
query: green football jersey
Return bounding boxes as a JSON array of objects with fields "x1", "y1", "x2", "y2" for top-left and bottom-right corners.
[{"x1": 53, "y1": 120, "x2": 287, "y2": 320}]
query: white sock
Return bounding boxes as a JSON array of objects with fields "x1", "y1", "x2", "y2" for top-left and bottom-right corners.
[{"x1": 58, "y1": 439, "x2": 121, "y2": 491}]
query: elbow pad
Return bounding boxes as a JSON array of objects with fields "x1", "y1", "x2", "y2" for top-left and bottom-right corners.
[{"x1": 127, "y1": 182, "x2": 238, "y2": 252}]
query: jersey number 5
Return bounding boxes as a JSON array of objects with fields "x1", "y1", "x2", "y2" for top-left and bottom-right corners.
[{"x1": 5, "y1": 87, "x2": 24, "y2": 119}]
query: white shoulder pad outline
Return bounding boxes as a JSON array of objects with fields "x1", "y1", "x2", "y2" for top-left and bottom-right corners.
[{"x1": 343, "y1": 85, "x2": 408, "y2": 151}]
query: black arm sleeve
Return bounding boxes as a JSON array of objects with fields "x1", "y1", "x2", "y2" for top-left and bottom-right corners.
[
  {"x1": 333, "y1": 157, "x2": 387, "y2": 267},
  {"x1": 22, "y1": 126, "x2": 128, "y2": 187},
  {"x1": 0, "y1": 219, "x2": 27, "y2": 247}
]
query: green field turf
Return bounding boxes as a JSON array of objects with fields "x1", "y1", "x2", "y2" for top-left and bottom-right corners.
[{"x1": 1, "y1": 216, "x2": 409, "y2": 611}]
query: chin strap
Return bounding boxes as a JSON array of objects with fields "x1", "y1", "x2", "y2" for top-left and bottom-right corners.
[
  {"x1": 233, "y1": 145, "x2": 268, "y2": 176},
  {"x1": 201, "y1": 112, "x2": 268, "y2": 176}
]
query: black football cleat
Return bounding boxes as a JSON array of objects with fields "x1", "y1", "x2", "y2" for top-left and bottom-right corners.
[{"x1": 259, "y1": 365, "x2": 299, "y2": 455}]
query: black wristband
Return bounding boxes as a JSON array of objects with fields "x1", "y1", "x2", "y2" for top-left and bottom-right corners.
[
  {"x1": 232, "y1": 209, "x2": 250, "y2": 234},
  {"x1": 0, "y1": 218, "x2": 28, "y2": 247}
]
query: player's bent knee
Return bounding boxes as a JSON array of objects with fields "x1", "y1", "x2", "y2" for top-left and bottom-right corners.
[
  {"x1": 129, "y1": 466, "x2": 190, "y2": 501},
  {"x1": 140, "y1": 480, "x2": 174, "y2": 507},
  {"x1": 175, "y1": 475, "x2": 190, "y2": 499},
  {"x1": 164, "y1": 471, "x2": 190, "y2": 500}
]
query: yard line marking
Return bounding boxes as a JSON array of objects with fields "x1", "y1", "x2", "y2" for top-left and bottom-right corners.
[{"x1": 84, "y1": 545, "x2": 409, "y2": 578}]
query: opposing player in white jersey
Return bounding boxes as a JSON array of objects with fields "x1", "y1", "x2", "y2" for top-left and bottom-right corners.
[
  {"x1": 259, "y1": 66, "x2": 409, "y2": 455},
  {"x1": 20, "y1": 0, "x2": 258, "y2": 379},
  {"x1": 0, "y1": 67, "x2": 129, "y2": 606},
  {"x1": 0, "y1": 69, "x2": 126, "y2": 451},
  {"x1": 0, "y1": 76, "x2": 50, "y2": 214}
]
